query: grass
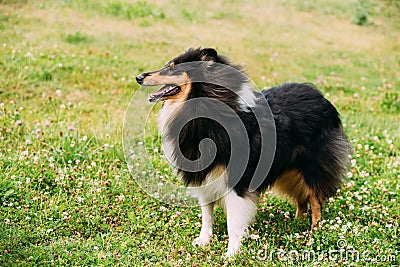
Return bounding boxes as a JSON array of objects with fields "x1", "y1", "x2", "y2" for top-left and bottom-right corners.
[{"x1": 0, "y1": 0, "x2": 399, "y2": 266}]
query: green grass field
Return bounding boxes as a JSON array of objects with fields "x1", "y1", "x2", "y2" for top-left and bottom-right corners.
[{"x1": 0, "y1": 0, "x2": 399, "y2": 266}]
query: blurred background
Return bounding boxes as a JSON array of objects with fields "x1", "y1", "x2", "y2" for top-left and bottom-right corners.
[{"x1": 0, "y1": 0, "x2": 399, "y2": 266}]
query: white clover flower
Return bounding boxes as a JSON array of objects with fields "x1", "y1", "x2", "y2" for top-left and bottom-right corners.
[
  {"x1": 160, "y1": 206, "x2": 168, "y2": 212},
  {"x1": 117, "y1": 195, "x2": 125, "y2": 202},
  {"x1": 62, "y1": 212, "x2": 70, "y2": 220},
  {"x1": 351, "y1": 159, "x2": 356, "y2": 167},
  {"x1": 250, "y1": 234, "x2": 260, "y2": 240}
]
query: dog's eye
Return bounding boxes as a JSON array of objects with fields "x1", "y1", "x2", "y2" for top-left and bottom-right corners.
[{"x1": 169, "y1": 62, "x2": 175, "y2": 67}]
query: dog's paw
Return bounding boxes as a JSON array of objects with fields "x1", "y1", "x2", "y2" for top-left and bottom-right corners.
[
  {"x1": 223, "y1": 249, "x2": 238, "y2": 259},
  {"x1": 192, "y1": 235, "x2": 211, "y2": 247},
  {"x1": 224, "y1": 243, "x2": 240, "y2": 258}
]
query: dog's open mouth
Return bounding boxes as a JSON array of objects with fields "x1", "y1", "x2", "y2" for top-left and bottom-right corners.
[{"x1": 148, "y1": 84, "x2": 181, "y2": 102}]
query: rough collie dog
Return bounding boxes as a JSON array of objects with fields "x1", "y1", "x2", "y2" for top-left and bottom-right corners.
[{"x1": 135, "y1": 47, "x2": 350, "y2": 257}]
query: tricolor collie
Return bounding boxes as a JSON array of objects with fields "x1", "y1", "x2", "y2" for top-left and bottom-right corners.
[{"x1": 135, "y1": 47, "x2": 350, "y2": 257}]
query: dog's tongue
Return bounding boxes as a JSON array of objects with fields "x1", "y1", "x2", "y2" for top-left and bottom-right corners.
[
  {"x1": 148, "y1": 85, "x2": 180, "y2": 102},
  {"x1": 148, "y1": 85, "x2": 173, "y2": 102}
]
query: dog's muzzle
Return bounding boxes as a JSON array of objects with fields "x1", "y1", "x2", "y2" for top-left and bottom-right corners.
[{"x1": 135, "y1": 73, "x2": 147, "y2": 85}]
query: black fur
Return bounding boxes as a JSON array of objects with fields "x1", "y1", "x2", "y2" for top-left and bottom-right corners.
[
  {"x1": 263, "y1": 83, "x2": 350, "y2": 197},
  {"x1": 162, "y1": 48, "x2": 350, "y2": 200}
]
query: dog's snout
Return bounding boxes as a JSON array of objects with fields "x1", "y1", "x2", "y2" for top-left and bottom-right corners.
[{"x1": 135, "y1": 73, "x2": 147, "y2": 85}]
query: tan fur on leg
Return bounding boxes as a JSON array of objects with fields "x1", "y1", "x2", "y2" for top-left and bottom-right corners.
[
  {"x1": 295, "y1": 199, "x2": 308, "y2": 219},
  {"x1": 309, "y1": 191, "x2": 323, "y2": 226}
]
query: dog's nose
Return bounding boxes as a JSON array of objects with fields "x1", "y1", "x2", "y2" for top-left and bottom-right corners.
[{"x1": 135, "y1": 73, "x2": 147, "y2": 85}]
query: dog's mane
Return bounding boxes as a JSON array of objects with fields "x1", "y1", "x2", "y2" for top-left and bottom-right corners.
[{"x1": 163, "y1": 49, "x2": 260, "y2": 190}]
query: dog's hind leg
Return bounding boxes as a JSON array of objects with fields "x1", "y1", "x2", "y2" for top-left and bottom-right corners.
[
  {"x1": 295, "y1": 199, "x2": 309, "y2": 219},
  {"x1": 309, "y1": 191, "x2": 323, "y2": 226},
  {"x1": 193, "y1": 202, "x2": 214, "y2": 247},
  {"x1": 224, "y1": 190, "x2": 259, "y2": 258}
]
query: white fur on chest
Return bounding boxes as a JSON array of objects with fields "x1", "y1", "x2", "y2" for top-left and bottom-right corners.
[
  {"x1": 158, "y1": 101, "x2": 231, "y2": 205},
  {"x1": 158, "y1": 101, "x2": 183, "y2": 135},
  {"x1": 158, "y1": 101, "x2": 184, "y2": 167},
  {"x1": 190, "y1": 166, "x2": 230, "y2": 206}
]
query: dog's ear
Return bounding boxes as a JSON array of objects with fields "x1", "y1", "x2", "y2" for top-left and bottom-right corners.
[{"x1": 200, "y1": 48, "x2": 218, "y2": 61}]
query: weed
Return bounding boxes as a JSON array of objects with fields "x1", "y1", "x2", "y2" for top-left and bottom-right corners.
[
  {"x1": 64, "y1": 31, "x2": 89, "y2": 44},
  {"x1": 182, "y1": 8, "x2": 196, "y2": 22},
  {"x1": 105, "y1": 0, "x2": 165, "y2": 20},
  {"x1": 381, "y1": 88, "x2": 400, "y2": 113},
  {"x1": 61, "y1": 0, "x2": 165, "y2": 20},
  {"x1": 352, "y1": 0, "x2": 373, "y2": 26},
  {"x1": 381, "y1": 0, "x2": 400, "y2": 18}
]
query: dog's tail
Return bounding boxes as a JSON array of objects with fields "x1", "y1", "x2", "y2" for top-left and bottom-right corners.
[
  {"x1": 297, "y1": 122, "x2": 351, "y2": 205},
  {"x1": 311, "y1": 125, "x2": 351, "y2": 198},
  {"x1": 299, "y1": 124, "x2": 351, "y2": 224}
]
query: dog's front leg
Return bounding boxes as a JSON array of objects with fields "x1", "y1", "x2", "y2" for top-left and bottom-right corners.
[
  {"x1": 192, "y1": 202, "x2": 214, "y2": 247},
  {"x1": 224, "y1": 190, "x2": 258, "y2": 258}
]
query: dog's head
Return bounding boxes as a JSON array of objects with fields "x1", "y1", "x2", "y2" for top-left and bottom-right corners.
[{"x1": 135, "y1": 47, "x2": 241, "y2": 103}]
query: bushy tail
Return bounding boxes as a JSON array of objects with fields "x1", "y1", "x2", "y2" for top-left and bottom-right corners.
[{"x1": 311, "y1": 125, "x2": 352, "y2": 198}]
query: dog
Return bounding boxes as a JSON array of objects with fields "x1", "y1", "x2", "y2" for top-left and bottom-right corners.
[{"x1": 135, "y1": 47, "x2": 350, "y2": 257}]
